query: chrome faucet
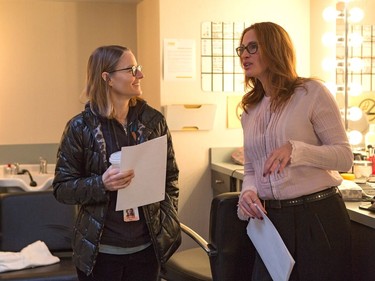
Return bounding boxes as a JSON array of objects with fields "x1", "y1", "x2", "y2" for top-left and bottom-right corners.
[
  {"x1": 39, "y1": 157, "x2": 48, "y2": 174},
  {"x1": 12, "y1": 163, "x2": 20, "y2": 174}
]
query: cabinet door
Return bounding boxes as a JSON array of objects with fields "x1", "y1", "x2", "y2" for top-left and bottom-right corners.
[{"x1": 211, "y1": 170, "x2": 231, "y2": 196}]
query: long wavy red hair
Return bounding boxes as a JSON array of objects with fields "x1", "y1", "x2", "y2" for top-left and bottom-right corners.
[{"x1": 240, "y1": 22, "x2": 307, "y2": 113}]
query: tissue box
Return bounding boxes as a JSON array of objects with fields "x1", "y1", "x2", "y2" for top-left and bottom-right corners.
[{"x1": 338, "y1": 180, "x2": 363, "y2": 201}]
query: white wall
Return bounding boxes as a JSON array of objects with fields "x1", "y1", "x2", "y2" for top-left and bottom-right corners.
[{"x1": 0, "y1": 0, "x2": 137, "y2": 144}]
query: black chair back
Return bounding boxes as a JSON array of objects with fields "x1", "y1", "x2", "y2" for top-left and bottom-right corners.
[
  {"x1": 0, "y1": 190, "x2": 76, "y2": 252},
  {"x1": 208, "y1": 192, "x2": 255, "y2": 281}
]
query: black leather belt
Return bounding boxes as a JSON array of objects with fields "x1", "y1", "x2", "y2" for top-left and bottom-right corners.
[{"x1": 264, "y1": 187, "x2": 338, "y2": 209}]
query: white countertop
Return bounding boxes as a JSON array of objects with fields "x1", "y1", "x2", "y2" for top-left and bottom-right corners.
[{"x1": 345, "y1": 201, "x2": 375, "y2": 228}]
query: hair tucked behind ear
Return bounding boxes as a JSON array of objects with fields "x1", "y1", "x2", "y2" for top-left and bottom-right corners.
[{"x1": 85, "y1": 45, "x2": 137, "y2": 118}]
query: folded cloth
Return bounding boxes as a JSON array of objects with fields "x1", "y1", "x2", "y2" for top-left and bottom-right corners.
[{"x1": 0, "y1": 240, "x2": 60, "y2": 273}]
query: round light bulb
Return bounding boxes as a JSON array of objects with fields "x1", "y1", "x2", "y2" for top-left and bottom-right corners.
[
  {"x1": 349, "y1": 8, "x2": 364, "y2": 23},
  {"x1": 348, "y1": 107, "x2": 363, "y2": 121},
  {"x1": 348, "y1": 83, "x2": 362, "y2": 96},
  {"x1": 324, "y1": 82, "x2": 337, "y2": 95},
  {"x1": 348, "y1": 130, "x2": 363, "y2": 146},
  {"x1": 323, "y1": 7, "x2": 339, "y2": 22},
  {"x1": 348, "y1": 32, "x2": 363, "y2": 47},
  {"x1": 349, "y1": 58, "x2": 364, "y2": 72}
]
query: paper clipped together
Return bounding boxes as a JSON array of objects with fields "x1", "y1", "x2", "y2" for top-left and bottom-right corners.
[
  {"x1": 246, "y1": 204, "x2": 295, "y2": 281},
  {"x1": 115, "y1": 135, "x2": 167, "y2": 210}
]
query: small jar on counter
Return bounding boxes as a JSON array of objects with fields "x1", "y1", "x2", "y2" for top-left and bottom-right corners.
[{"x1": 353, "y1": 160, "x2": 373, "y2": 179}]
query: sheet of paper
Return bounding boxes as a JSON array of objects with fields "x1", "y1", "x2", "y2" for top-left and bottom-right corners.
[
  {"x1": 115, "y1": 135, "x2": 167, "y2": 210},
  {"x1": 247, "y1": 205, "x2": 295, "y2": 281}
]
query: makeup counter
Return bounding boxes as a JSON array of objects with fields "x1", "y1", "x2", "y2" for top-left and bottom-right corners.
[{"x1": 210, "y1": 147, "x2": 375, "y2": 280}]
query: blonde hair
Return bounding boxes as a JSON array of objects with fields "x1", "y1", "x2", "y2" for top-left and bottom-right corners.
[
  {"x1": 85, "y1": 45, "x2": 137, "y2": 118},
  {"x1": 240, "y1": 22, "x2": 306, "y2": 113}
]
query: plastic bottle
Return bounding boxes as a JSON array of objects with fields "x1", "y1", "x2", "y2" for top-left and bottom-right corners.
[
  {"x1": 3, "y1": 164, "x2": 12, "y2": 177},
  {"x1": 368, "y1": 145, "x2": 375, "y2": 176}
]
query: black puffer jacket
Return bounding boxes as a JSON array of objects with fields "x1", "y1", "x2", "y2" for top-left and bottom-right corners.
[{"x1": 53, "y1": 101, "x2": 181, "y2": 275}]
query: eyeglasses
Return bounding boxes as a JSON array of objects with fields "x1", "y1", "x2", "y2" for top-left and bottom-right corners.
[
  {"x1": 235, "y1": 42, "x2": 258, "y2": 57},
  {"x1": 108, "y1": 65, "x2": 142, "y2": 77}
]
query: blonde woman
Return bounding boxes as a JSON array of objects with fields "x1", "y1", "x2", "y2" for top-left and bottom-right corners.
[{"x1": 53, "y1": 45, "x2": 181, "y2": 281}]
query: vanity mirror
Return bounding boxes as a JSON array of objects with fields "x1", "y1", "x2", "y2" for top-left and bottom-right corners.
[{"x1": 323, "y1": 0, "x2": 374, "y2": 147}]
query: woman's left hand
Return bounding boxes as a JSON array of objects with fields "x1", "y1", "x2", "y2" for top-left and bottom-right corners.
[
  {"x1": 263, "y1": 142, "x2": 292, "y2": 176},
  {"x1": 102, "y1": 165, "x2": 135, "y2": 191}
]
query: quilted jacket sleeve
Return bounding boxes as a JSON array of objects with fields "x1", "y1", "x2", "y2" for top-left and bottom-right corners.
[{"x1": 52, "y1": 114, "x2": 108, "y2": 205}]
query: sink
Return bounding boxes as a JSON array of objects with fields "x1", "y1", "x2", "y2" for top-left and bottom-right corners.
[{"x1": 0, "y1": 164, "x2": 55, "y2": 192}]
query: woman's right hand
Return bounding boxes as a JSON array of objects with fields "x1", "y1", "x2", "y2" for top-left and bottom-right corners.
[
  {"x1": 102, "y1": 165, "x2": 135, "y2": 191},
  {"x1": 238, "y1": 190, "x2": 267, "y2": 220}
]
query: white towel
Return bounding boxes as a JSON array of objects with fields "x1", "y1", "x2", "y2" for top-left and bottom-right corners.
[{"x1": 0, "y1": 240, "x2": 60, "y2": 273}]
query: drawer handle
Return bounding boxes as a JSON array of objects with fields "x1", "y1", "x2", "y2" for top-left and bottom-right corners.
[{"x1": 215, "y1": 179, "x2": 224, "y2": 184}]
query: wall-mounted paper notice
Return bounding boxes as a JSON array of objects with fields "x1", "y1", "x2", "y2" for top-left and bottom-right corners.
[
  {"x1": 115, "y1": 135, "x2": 167, "y2": 210},
  {"x1": 163, "y1": 39, "x2": 196, "y2": 80}
]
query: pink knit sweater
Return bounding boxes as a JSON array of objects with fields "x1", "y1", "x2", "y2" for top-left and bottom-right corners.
[{"x1": 240, "y1": 79, "x2": 353, "y2": 202}]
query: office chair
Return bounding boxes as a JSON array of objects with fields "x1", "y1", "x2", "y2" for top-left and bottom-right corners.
[{"x1": 160, "y1": 192, "x2": 256, "y2": 281}]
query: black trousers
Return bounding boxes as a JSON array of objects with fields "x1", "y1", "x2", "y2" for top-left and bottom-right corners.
[
  {"x1": 76, "y1": 245, "x2": 159, "y2": 281},
  {"x1": 252, "y1": 194, "x2": 353, "y2": 281}
]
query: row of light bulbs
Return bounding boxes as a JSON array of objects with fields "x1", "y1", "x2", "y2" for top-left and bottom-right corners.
[
  {"x1": 322, "y1": 57, "x2": 364, "y2": 72},
  {"x1": 325, "y1": 81, "x2": 362, "y2": 96},
  {"x1": 322, "y1": 32, "x2": 363, "y2": 47},
  {"x1": 322, "y1": 1, "x2": 366, "y2": 146},
  {"x1": 322, "y1": 6, "x2": 364, "y2": 23},
  {"x1": 321, "y1": 3, "x2": 365, "y2": 74}
]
